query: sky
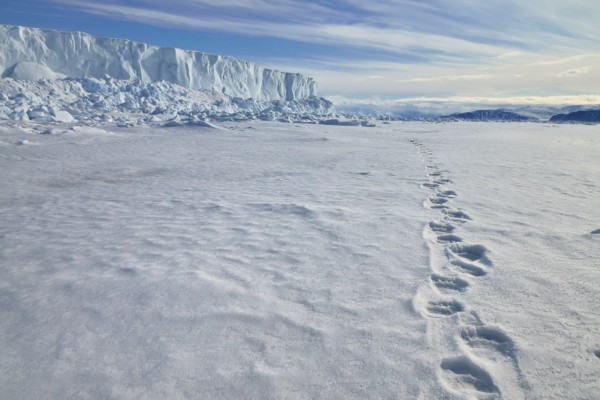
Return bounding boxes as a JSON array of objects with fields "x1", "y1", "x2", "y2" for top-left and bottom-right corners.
[{"x1": 1, "y1": 0, "x2": 599, "y2": 112}]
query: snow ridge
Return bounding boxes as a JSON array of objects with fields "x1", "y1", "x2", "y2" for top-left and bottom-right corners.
[{"x1": 0, "y1": 25, "x2": 317, "y2": 102}]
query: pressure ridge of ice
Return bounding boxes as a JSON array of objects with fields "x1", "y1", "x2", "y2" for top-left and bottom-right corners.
[{"x1": 0, "y1": 77, "x2": 335, "y2": 126}]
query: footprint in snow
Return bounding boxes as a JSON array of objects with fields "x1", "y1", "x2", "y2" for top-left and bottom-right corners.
[
  {"x1": 429, "y1": 196, "x2": 448, "y2": 205},
  {"x1": 428, "y1": 221, "x2": 456, "y2": 234},
  {"x1": 430, "y1": 274, "x2": 469, "y2": 292},
  {"x1": 450, "y1": 259, "x2": 487, "y2": 277},
  {"x1": 447, "y1": 244, "x2": 490, "y2": 277},
  {"x1": 438, "y1": 190, "x2": 457, "y2": 198},
  {"x1": 440, "y1": 355, "x2": 500, "y2": 396},
  {"x1": 461, "y1": 325, "x2": 515, "y2": 356},
  {"x1": 436, "y1": 234, "x2": 463, "y2": 243},
  {"x1": 442, "y1": 209, "x2": 472, "y2": 222},
  {"x1": 426, "y1": 299, "x2": 465, "y2": 318},
  {"x1": 447, "y1": 243, "x2": 490, "y2": 264},
  {"x1": 422, "y1": 182, "x2": 439, "y2": 189}
]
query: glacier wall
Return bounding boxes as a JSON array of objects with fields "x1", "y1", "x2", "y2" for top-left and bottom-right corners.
[{"x1": 0, "y1": 25, "x2": 317, "y2": 101}]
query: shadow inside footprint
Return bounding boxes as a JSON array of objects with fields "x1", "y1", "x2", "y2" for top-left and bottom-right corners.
[
  {"x1": 594, "y1": 350, "x2": 600, "y2": 359},
  {"x1": 431, "y1": 274, "x2": 469, "y2": 292},
  {"x1": 447, "y1": 244, "x2": 490, "y2": 264},
  {"x1": 437, "y1": 234, "x2": 463, "y2": 243},
  {"x1": 442, "y1": 209, "x2": 472, "y2": 221},
  {"x1": 439, "y1": 190, "x2": 457, "y2": 198},
  {"x1": 591, "y1": 228, "x2": 600, "y2": 235},
  {"x1": 441, "y1": 355, "x2": 499, "y2": 394},
  {"x1": 429, "y1": 221, "x2": 456, "y2": 233},
  {"x1": 451, "y1": 259, "x2": 487, "y2": 277},
  {"x1": 429, "y1": 196, "x2": 448, "y2": 205},
  {"x1": 426, "y1": 299, "x2": 464, "y2": 317},
  {"x1": 461, "y1": 326, "x2": 515, "y2": 356}
]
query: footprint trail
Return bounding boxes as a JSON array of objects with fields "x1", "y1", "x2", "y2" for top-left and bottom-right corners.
[{"x1": 408, "y1": 138, "x2": 526, "y2": 399}]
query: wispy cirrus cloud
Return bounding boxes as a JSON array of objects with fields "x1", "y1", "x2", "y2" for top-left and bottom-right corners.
[
  {"x1": 50, "y1": 0, "x2": 600, "y2": 61},
  {"x1": 52, "y1": 0, "x2": 515, "y2": 63},
  {"x1": 36, "y1": 0, "x2": 600, "y2": 104}
]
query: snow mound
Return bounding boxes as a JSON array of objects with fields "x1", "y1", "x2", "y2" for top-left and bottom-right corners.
[{"x1": 0, "y1": 24, "x2": 316, "y2": 101}]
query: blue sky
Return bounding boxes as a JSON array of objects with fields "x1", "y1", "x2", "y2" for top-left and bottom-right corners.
[{"x1": 2, "y1": 0, "x2": 599, "y2": 109}]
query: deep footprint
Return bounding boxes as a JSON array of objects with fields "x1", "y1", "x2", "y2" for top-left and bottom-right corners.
[
  {"x1": 430, "y1": 204, "x2": 449, "y2": 210},
  {"x1": 429, "y1": 221, "x2": 456, "y2": 233},
  {"x1": 437, "y1": 234, "x2": 463, "y2": 243},
  {"x1": 431, "y1": 274, "x2": 469, "y2": 292},
  {"x1": 461, "y1": 325, "x2": 515, "y2": 356},
  {"x1": 447, "y1": 243, "x2": 490, "y2": 264},
  {"x1": 426, "y1": 299, "x2": 464, "y2": 317},
  {"x1": 429, "y1": 196, "x2": 449, "y2": 205},
  {"x1": 442, "y1": 209, "x2": 472, "y2": 221},
  {"x1": 439, "y1": 190, "x2": 458, "y2": 198},
  {"x1": 451, "y1": 259, "x2": 487, "y2": 277},
  {"x1": 441, "y1": 355, "x2": 500, "y2": 394}
]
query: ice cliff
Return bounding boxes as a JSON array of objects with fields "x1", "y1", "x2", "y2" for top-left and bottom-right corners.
[{"x1": 0, "y1": 25, "x2": 317, "y2": 101}]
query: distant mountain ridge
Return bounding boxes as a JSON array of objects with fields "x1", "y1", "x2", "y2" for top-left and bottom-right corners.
[
  {"x1": 443, "y1": 109, "x2": 535, "y2": 121},
  {"x1": 549, "y1": 109, "x2": 600, "y2": 123},
  {"x1": 0, "y1": 24, "x2": 316, "y2": 102}
]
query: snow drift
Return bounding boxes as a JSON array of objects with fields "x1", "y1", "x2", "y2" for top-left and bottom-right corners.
[{"x1": 0, "y1": 25, "x2": 317, "y2": 102}]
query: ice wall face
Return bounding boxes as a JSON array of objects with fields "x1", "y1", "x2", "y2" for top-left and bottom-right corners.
[{"x1": 0, "y1": 25, "x2": 317, "y2": 101}]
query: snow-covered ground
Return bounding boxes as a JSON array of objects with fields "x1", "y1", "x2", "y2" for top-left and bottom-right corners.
[{"x1": 0, "y1": 121, "x2": 598, "y2": 399}]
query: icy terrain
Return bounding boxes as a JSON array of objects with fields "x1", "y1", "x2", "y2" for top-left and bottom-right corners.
[
  {"x1": 0, "y1": 121, "x2": 599, "y2": 399},
  {"x1": 0, "y1": 77, "x2": 334, "y2": 125},
  {"x1": 0, "y1": 25, "x2": 316, "y2": 101}
]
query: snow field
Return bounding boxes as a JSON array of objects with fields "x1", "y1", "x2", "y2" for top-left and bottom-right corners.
[
  {"x1": 0, "y1": 121, "x2": 598, "y2": 399},
  {"x1": 1, "y1": 122, "x2": 435, "y2": 398}
]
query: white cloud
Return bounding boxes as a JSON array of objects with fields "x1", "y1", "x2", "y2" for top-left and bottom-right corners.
[
  {"x1": 329, "y1": 94, "x2": 600, "y2": 107},
  {"x1": 555, "y1": 66, "x2": 591, "y2": 78},
  {"x1": 401, "y1": 74, "x2": 495, "y2": 83},
  {"x1": 527, "y1": 55, "x2": 590, "y2": 67}
]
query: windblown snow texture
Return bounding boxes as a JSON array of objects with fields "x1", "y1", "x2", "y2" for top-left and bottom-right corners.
[{"x1": 0, "y1": 25, "x2": 317, "y2": 101}]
